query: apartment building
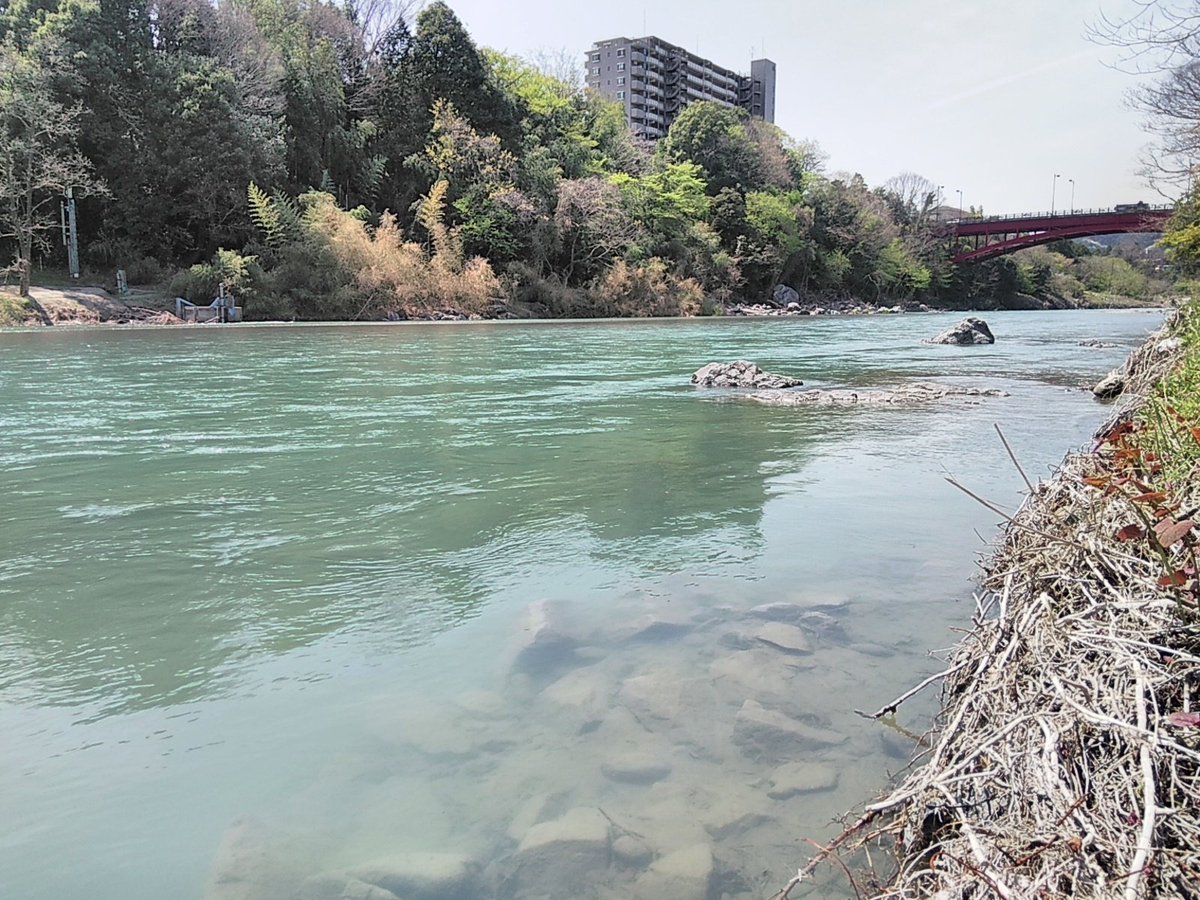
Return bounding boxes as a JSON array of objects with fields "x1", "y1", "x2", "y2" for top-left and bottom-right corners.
[{"x1": 586, "y1": 36, "x2": 776, "y2": 140}]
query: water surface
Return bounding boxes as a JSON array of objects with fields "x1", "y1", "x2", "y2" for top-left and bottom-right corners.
[{"x1": 0, "y1": 310, "x2": 1162, "y2": 898}]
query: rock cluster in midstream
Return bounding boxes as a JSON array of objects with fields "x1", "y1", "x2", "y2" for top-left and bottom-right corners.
[
  {"x1": 202, "y1": 593, "x2": 891, "y2": 900},
  {"x1": 691, "y1": 361, "x2": 803, "y2": 389},
  {"x1": 749, "y1": 383, "x2": 1009, "y2": 407},
  {"x1": 692, "y1": 362, "x2": 1008, "y2": 408}
]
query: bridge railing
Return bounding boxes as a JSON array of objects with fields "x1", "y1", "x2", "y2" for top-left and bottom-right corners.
[{"x1": 945, "y1": 204, "x2": 1175, "y2": 226}]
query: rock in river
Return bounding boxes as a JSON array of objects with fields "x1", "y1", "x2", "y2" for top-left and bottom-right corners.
[
  {"x1": 754, "y1": 622, "x2": 812, "y2": 655},
  {"x1": 767, "y1": 762, "x2": 840, "y2": 799},
  {"x1": 1093, "y1": 369, "x2": 1126, "y2": 400},
  {"x1": 631, "y1": 843, "x2": 714, "y2": 900},
  {"x1": 691, "y1": 360, "x2": 803, "y2": 389},
  {"x1": 513, "y1": 807, "x2": 612, "y2": 893},
  {"x1": 749, "y1": 382, "x2": 1007, "y2": 407},
  {"x1": 925, "y1": 317, "x2": 995, "y2": 345},
  {"x1": 732, "y1": 699, "x2": 844, "y2": 761},
  {"x1": 351, "y1": 852, "x2": 476, "y2": 900},
  {"x1": 601, "y1": 751, "x2": 673, "y2": 785}
]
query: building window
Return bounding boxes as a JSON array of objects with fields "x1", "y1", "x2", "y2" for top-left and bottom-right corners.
[
  {"x1": 616, "y1": 49, "x2": 625, "y2": 57},
  {"x1": 617, "y1": 77, "x2": 625, "y2": 85},
  {"x1": 617, "y1": 91, "x2": 625, "y2": 99},
  {"x1": 592, "y1": 67, "x2": 600, "y2": 75},
  {"x1": 591, "y1": 53, "x2": 600, "y2": 62},
  {"x1": 616, "y1": 62, "x2": 625, "y2": 71}
]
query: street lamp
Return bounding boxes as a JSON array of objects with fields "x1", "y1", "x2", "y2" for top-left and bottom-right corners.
[
  {"x1": 1068, "y1": 178, "x2": 1075, "y2": 213},
  {"x1": 957, "y1": 189, "x2": 963, "y2": 217},
  {"x1": 1051, "y1": 173, "x2": 1060, "y2": 215}
]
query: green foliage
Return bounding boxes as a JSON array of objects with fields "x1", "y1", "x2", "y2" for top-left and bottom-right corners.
[
  {"x1": 662, "y1": 102, "x2": 766, "y2": 194},
  {"x1": 248, "y1": 182, "x2": 303, "y2": 248},
  {"x1": 169, "y1": 248, "x2": 266, "y2": 307},
  {"x1": 7, "y1": 0, "x2": 1133, "y2": 317},
  {"x1": 1077, "y1": 255, "x2": 1150, "y2": 298},
  {"x1": 1162, "y1": 189, "x2": 1200, "y2": 273}
]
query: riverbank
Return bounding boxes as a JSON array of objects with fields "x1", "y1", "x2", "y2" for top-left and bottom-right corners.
[
  {"x1": 779, "y1": 309, "x2": 1200, "y2": 897},
  {"x1": 1, "y1": 282, "x2": 1172, "y2": 327}
]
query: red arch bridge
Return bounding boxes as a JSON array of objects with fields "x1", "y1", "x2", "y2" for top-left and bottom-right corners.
[{"x1": 946, "y1": 205, "x2": 1174, "y2": 263}]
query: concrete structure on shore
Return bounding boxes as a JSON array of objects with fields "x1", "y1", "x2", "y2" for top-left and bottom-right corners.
[{"x1": 586, "y1": 36, "x2": 776, "y2": 140}]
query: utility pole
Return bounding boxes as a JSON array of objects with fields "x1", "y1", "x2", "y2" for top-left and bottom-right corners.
[
  {"x1": 1051, "y1": 173, "x2": 1060, "y2": 215},
  {"x1": 65, "y1": 187, "x2": 79, "y2": 280},
  {"x1": 956, "y1": 189, "x2": 963, "y2": 217}
]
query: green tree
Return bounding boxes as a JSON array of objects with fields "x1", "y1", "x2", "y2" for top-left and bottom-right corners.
[
  {"x1": 661, "y1": 102, "x2": 765, "y2": 194},
  {"x1": 0, "y1": 40, "x2": 103, "y2": 296},
  {"x1": 406, "y1": 2, "x2": 518, "y2": 145},
  {"x1": 610, "y1": 161, "x2": 710, "y2": 249}
]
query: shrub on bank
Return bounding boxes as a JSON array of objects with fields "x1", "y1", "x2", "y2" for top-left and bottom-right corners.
[{"x1": 0, "y1": 292, "x2": 33, "y2": 326}]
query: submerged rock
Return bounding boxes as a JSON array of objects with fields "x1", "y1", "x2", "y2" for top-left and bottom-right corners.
[
  {"x1": 925, "y1": 317, "x2": 995, "y2": 345},
  {"x1": 749, "y1": 382, "x2": 1007, "y2": 407},
  {"x1": 767, "y1": 762, "x2": 840, "y2": 799},
  {"x1": 351, "y1": 852, "x2": 476, "y2": 900},
  {"x1": 513, "y1": 807, "x2": 612, "y2": 892},
  {"x1": 691, "y1": 360, "x2": 803, "y2": 389},
  {"x1": 753, "y1": 622, "x2": 813, "y2": 655},
  {"x1": 611, "y1": 834, "x2": 654, "y2": 867},
  {"x1": 732, "y1": 699, "x2": 844, "y2": 761},
  {"x1": 1092, "y1": 370, "x2": 1126, "y2": 400},
  {"x1": 203, "y1": 817, "x2": 307, "y2": 900},
  {"x1": 631, "y1": 843, "x2": 713, "y2": 900},
  {"x1": 600, "y1": 752, "x2": 673, "y2": 785},
  {"x1": 510, "y1": 599, "x2": 579, "y2": 678},
  {"x1": 296, "y1": 874, "x2": 400, "y2": 900}
]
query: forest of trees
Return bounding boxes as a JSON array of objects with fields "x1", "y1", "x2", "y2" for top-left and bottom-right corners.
[{"x1": 0, "y1": 0, "x2": 1178, "y2": 318}]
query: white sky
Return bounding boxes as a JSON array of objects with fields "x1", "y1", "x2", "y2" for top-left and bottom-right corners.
[{"x1": 444, "y1": 0, "x2": 1163, "y2": 215}]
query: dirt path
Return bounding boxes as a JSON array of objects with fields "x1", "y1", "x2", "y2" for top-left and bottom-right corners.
[{"x1": 0, "y1": 285, "x2": 179, "y2": 325}]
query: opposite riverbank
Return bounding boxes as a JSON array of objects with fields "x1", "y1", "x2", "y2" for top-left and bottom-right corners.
[
  {"x1": 0, "y1": 282, "x2": 1171, "y2": 328},
  {"x1": 780, "y1": 308, "x2": 1200, "y2": 897}
]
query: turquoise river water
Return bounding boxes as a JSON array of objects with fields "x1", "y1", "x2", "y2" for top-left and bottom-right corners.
[{"x1": 0, "y1": 310, "x2": 1163, "y2": 899}]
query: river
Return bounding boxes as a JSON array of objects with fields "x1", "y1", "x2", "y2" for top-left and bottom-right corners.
[{"x1": 0, "y1": 310, "x2": 1162, "y2": 899}]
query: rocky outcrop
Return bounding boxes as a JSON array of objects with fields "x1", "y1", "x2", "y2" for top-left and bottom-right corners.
[
  {"x1": 925, "y1": 317, "x2": 995, "y2": 345},
  {"x1": 772, "y1": 284, "x2": 800, "y2": 307},
  {"x1": 691, "y1": 360, "x2": 803, "y2": 389},
  {"x1": 749, "y1": 382, "x2": 1007, "y2": 407}
]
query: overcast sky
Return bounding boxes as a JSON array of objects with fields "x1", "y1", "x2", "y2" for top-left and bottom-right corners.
[{"x1": 443, "y1": 0, "x2": 1162, "y2": 215}]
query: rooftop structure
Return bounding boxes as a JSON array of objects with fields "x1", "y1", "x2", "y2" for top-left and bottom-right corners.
[{"x1": 586, "y1": 36, "x2": 776, "y2": 141}]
